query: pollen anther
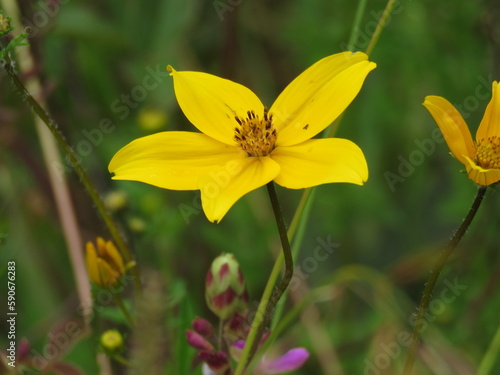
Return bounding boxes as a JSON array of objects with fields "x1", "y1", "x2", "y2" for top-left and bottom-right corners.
[
  {"x1": 234, "y1": 107, "x2": 277, "y2": 157},
  {"x1": 475, "y1": 136, "x2": 500, "y2": 169}
]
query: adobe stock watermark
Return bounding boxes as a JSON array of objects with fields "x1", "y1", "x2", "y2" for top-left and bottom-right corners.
[
  {"x1": 452, "y1": 74, "x2": 492, "y2": 120},
  {"x1": 384, "y1": 128, "x2": 444, "y2": 192},
  {"x1": 22, "y1": 320, "x2": 83, "y2": 374},
  {"x1": 22, "y1": 0, "x2": 71, "y2": 37},
  {"x1": 22, "y1": 274, "x2": 135, "y2": 374},
  {"x1": 384, "y1": 73, "x2": 493, "y2": 193},
  {"x1": 213, "y1": 0, "x2": 244, "y2": 21},
  {"x1": 288, "y1": 236, "x2": 340, "y2": 291},
  {"x1": 52, "y1": 65, "x2": 170, "y2": 180},
  {"x1": 358, "y1": 277, "x2": 467, "y2": 375},
  {"x1": 224, "y1": 235, "x2": 340, "y2": 341}
]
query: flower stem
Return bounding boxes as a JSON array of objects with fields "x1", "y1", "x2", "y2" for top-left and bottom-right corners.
[
  {"x1": 0, "y1": 48, "x2": 142, "y2": 296},
  {"x1": 266, "y1": 182, "x2": 294, "y2": 299},
  {"x1": 277, "y1": 0, "x2": 398, "y2": 300},
  {"x1": 113, "y1": 292, "x2": 135, "y2": 327},
  {"x1": 233, "y1": 182, "x2": 293, "y2": 375},
  {"x1": 243, "y1": 0, "x2": 399, "y2": 369},
  {"x1": 403, "y1": 186, "x2": 487, "y2": 375},
  {"x1": 112, "y1": 354, "x2": 132, "y2": 367},
  {"x1": 279, "y1": 0, "x2": 397, "y2": 282},
  {"x1": 271, "y1": 187, "x2": 316, "y2": 329}
]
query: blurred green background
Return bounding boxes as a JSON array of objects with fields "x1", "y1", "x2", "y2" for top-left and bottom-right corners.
[{"x1": 1, "y1": 0, "x2": 500, "y2": 374}]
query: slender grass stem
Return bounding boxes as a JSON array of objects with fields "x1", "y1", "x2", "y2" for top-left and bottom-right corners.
[
  {"x1": 233, "y1": 182, "x2": 293, "y2": 375},
  {"x1": 403, "y1": 186, "x2": 487, "y2": 375},
  {"x1": 347, "y1": 0, "x2": 369, "y2": 51},
  {"x1": 478, "y1": 318, "x2": 500, "y2": 375},
  {"x1": 0, "y1": 49, "x2": 142, "y2": 296},
  {"x1": 365, "y1": 0, "x2": 398, "y2": 56}
]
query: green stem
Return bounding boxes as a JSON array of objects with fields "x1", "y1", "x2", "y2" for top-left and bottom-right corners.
[
  {"x1": 113, "y1": 292, "x2": 135, "y2": 327},
  {"x1": 347, "y1": 0, "x2": 369, "y2": 51},
  {"x1": 478, "y1": 319, "x2": 500, "y2": 375},
  {"x1": 403, "y1": 186, "x2": 487, "y2": 375},
  {"x1": 0, "y1": 50, "x2": 142, "y2": 295},
  {"x1": 266, "y1": 182, "x2": 294, "y2": 297},
  {"x1": 271, "y1": 187, "x2": 316, "y2": 329},
  {"x1": 233, "y1": 182, "x2": 293, "y2": 375},
  {"x1": 365, "y1": 0, "x2": 398, "y2": 56},
  {"x1": 237, "y1": 0, "x2": 401, "y2": 370},
  {"x1": 112, "y1": 354, "x2": 132, "y2": 367},
  {"x1": 279, "y1": 0, "x2": 397, "y2": 285},
  {"x1": 277, "y1": 0, "x2": 397, "y2": 275}
]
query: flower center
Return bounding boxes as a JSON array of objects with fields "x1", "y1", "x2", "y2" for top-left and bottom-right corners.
[
  {"x1": 475, "y1": 136, "x2": 500, "y2": 169},
  {"x1": 234, "y1": 108, "x2": 277, "y2": 157}
]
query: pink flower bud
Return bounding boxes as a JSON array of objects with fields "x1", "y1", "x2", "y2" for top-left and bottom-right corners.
[
  {"x1": 186, "y1": 330, "x2": 214, "y2": 352},
  {"x1": 205, "y1": 253, "x2": 247, "y2": 320},
  {"x1": 198, "y1": 350, "x2": 230, "y2": 373},
  {"x1": 18, "y1": 339, "x2": 30, "y2": 362},
  {"x1": 192, "y1": 317, "x2": 215, "y2": 339}
]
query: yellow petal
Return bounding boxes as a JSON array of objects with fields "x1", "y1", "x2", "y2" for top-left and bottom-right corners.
[
  {"x1": 109, "y1": 132, "x2": 245, "y2": 190},
  {"x1": 97, "y1": 258, "x2": 115, "y2": 287},
  {"x1": 199, "y1": 157, "x2": 280, "y2": 223},
  {"x1": 423, "y1": 96, "x2": 475, "y2": 165},
  {"x1": 168, "y1": 66, "x2": 264, "y2": 145},
  {"x1": 96, "y1": 237, "x2": 106, "y2": 255},
  {"x1": 476, "y1": 81, "x2": 500, "y2": 141},
  {"x1": 105, "y1": 240, "x2": 125, "y2": 275},
  {"x1": 464, "y1": 156, "x2": 500, "y2": 186},
  {"x1": 271, "y1": 138, "x2": 368, "y2": 188},
  {"x1": 270, "y1": 52, "x2": 376, "y2": 146},
  {"x1": 85, "y1": 242, "x2": 100, "y2": 285}
]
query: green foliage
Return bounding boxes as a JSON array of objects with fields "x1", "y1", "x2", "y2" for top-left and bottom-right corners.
[{"x1": 0, "y1": 11, "x2": 28, "y2": 57}]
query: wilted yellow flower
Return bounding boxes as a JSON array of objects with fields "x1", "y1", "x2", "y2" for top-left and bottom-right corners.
[
  {"x1": 424, "y1": 81, "x2": 500, "y2": 186},
  {"x1": 85, "y1": 237, "x2": 125, "y2": 288},
  {"x1": 109, "y1": 52, "x2": 375, "y2": 222}
]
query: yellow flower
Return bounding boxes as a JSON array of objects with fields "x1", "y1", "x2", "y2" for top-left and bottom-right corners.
[
  {"x1": 109, "y1": 52, "x2": 376, "y2": 222},
  {"x1": 424, "y1": 81, "x2": 500, "y2": 186},
  {"x1": 85, "y1": 237, "x2": 125, "y2": 288}
]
